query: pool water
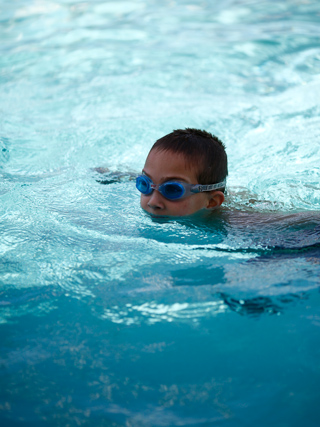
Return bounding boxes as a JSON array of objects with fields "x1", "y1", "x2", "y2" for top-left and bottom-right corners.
[{"x1": 1, "y1": 0, "x2": 320, "y2": 425}]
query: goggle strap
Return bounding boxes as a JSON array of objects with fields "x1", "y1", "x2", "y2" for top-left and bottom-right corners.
[{"x1": 195, "y1": 180, "x2": 226, "y2": 192}]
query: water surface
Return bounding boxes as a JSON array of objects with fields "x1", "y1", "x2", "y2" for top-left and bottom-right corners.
[{"x1": 0, "y1": 0, "x2": 320, "y2": 425}]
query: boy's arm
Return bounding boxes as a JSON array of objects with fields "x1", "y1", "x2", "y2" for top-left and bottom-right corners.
[{"x1": 92, "y1": 167, "x2": 137, "y2": 185}]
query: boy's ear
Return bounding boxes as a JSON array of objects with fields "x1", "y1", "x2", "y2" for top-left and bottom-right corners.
[{"x1": 207, "y1": 191, "x2": 225, "y2": 209}]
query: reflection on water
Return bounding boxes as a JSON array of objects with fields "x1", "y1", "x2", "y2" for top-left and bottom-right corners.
[{"x1": 1, "y1": 0, "x2": 320, "y2": 425}]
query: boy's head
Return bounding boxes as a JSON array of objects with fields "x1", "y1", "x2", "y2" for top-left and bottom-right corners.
[{"x1": 138, "y1": 128, "x2": 228, "y2": 217}]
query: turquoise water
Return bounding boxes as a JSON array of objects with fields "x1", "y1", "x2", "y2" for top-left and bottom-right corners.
[{"x1": 1, "y1": 0, "x2": 320, "y2": 425}]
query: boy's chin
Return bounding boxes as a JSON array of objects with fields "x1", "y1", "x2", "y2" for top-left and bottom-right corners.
[
  {"x1": 142, "y1": 207, "x2": 214, "y2": 220},
  {"x1": 143, "y1": 210, "x2": 171, "y2": 220}
]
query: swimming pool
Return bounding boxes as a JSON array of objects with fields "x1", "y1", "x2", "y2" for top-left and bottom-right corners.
[{"x1": 1, "y1": 0, "x2": 320, "y2": 425}]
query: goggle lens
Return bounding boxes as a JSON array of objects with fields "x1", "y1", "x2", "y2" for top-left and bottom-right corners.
[
  {"x1": 136, "y1": 176, "x2": 186, "y2": 200},
  {"x1": 136, "y1": 175, "x2": 152, "y2": 195},
  {"x1": 161, "y1": 183, "x2": 185, "y2": 200}
]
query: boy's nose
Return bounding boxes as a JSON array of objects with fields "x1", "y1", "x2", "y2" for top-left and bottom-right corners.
[{"x1": 147, "y1": 190, "x2": 165, "y2": 210}]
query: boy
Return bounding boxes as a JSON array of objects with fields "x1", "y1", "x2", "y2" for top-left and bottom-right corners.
[
  {"x1": 136, "y1": 128, "x2": 228, "y2": 217},
  {"x1": 95, "y1": 131, "x2": 319, "y2": 248}
]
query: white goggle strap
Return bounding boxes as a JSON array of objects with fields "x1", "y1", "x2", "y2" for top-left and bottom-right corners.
[{"x1": 194, "y1": 180, "x2": 226, "y2": 193}]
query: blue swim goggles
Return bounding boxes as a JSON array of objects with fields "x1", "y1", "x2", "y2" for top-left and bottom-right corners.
[{"x1": 136, "y1": 175, "x2": 226, "y2": 201}]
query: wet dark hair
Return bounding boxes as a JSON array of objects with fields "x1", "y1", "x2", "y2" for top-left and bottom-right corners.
[{"x1": 149, "y1": 128, "x2": 228, "y2": 190}]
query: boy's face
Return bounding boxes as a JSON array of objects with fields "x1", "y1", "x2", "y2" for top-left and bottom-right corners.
[{"x1": 140, "y1": 149, "x2": 222, "y2": 217}]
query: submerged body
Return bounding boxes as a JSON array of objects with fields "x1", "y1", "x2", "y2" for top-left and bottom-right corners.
[{"x1": 95, "y1": 165, "x2": 320, "y2": 251}]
